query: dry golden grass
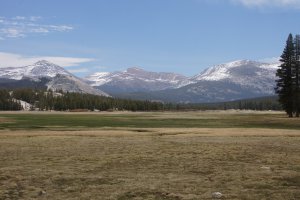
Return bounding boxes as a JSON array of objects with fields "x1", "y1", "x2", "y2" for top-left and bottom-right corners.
[
  {"x1": 0, "y1": 127, "x2": 300, "y2": 200},
  {"x1": 0, "y1": 117, "x2": 13, "y2": 123}
]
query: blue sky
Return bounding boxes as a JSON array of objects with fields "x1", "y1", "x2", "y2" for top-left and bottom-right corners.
[{"x1": 0, "y1": 0, "x2": 300, "y2": 77}]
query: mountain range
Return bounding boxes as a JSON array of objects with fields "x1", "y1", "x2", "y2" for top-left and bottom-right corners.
[
  {"x1": 85, "y1": 67, "x2": 192, "y2": 94},
  {"x1": 0, "y1": 60, "x2": 108, "y2": 96},
  {"x1": 0, "y1": 59, "x2": 280, "y2": 103}
]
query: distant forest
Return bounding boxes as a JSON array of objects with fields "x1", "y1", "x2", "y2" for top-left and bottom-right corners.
[
  {"x1": 0, "y1": 89, "x2": 282, "y2": 111},
  {"x1": 179, "y1": 96, "x2": 282, "y2": 111},
  {"x1": 0, "y1": 89, "x2": 165, "y2": 111}
]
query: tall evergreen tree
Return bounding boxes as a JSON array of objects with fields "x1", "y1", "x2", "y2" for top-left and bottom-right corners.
[
  {"x1": 276, "y1": 34, "x2": 295, "y2": 117},
  {"x1": 294, "y1": 35, "x2": 300, "y2": 117}
]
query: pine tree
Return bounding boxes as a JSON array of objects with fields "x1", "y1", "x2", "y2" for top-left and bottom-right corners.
[
  {"x1": 294, "y1": 35, "x2": 300, "y2": 117},
  {"x1": 276, "y1": 34, "x2": 295, "y2": 117}
]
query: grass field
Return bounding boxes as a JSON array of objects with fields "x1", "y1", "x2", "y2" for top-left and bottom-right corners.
[
  {"x1": 0, "y1": 111, "x2": 299, "y2": 199},
  {"x1": 0, "y1": 110, "x2": 300, "y2": 130}
]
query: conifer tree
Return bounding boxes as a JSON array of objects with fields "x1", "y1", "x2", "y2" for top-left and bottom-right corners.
[
  {"x1": 294, "y1": 35, "x2": 300, "y2": 117},
  {"x1": 276, "y1": 34, "x2": 295, "y2": 117}
]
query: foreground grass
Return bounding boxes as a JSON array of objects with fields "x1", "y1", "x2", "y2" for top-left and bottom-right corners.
[
  {"x1": 0, "y1": 128, "x2": 299, "y2": 199},
  {"x1": 0, "y1": 111, "x2": 299, "y2": 199},
  {"x1": 0, "y1": 110, "x2": 300, "y2": 130}
]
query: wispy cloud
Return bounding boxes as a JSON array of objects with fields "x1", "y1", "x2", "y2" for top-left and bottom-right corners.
[
  {"x1": 0, "y1": 16, "x2": 73, "y2": 39},
  {"x1": 68, "y1": 68, "x2": 90, "y2": 73},
  {"x1": 231, "y1": 0, "x2": 300, "y2": 8},
  {"x1": 0, "y1": 52, "x2": 94, "y2": 68}
]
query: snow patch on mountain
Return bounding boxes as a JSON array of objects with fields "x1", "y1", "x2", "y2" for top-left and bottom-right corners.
[
  {"x1": 0, "y1": 60, "x2": 71, "y2": 80},
  {"x1": 0, "y1": 60, "x2": 109, "y2": 96},
  {"x1": 192, "y1": 60, "x2": 270, "y2": 81},
  {"x1": 85, "y1": 67, "x2": 190, "y2": 91},
  {"x1": 85, "y1": 72, "x2": 112, "y2": 86},
  {"x1": 188, "y1": 59, "x2": 281, "y2": 96},
  {"x1": 26, "y1": 60, "x2": 71, "y2": 78}
]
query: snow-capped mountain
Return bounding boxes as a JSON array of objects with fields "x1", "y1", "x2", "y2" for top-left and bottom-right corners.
[
  {"x1": 190, "y1": 60, "x2": 279, "y2": 95},
  {"x1": 114, "y1": 60, "x2": 280, "y2": 103},
  {"x1": 0, "y1": 60, "x2": 108, "y2": 96},
  {"x1": 0, "y1": 60, "x2": 71, "y2": 80},
  {"x1": 0, "y1": 59, "x2": 281, "y2": 102},
  {"x1": 85, "y1": 67, "x2": 191, "y2": 94}
]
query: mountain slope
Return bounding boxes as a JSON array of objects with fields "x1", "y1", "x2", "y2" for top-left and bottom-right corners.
[
  {"x1": 0, "y1": 60, "x2": 109, "y2": 96},
  {"x1": 0, "y1": 59, "x2": 280, "y2": 102},
  {"x1": 47, "y1": 74, "x2": 108, "y2": 96},
  {"x1": 85, "y1": 67, "x2": 191, "y2": 94},
  {"x1": 190, "y1": 60, "x2": 278, "y2": 95},
  {"x1": 0, "y1": 60, "x2": 71, "y2": 80},
  {"x1": 114, "y1": 60, "x2": 280, "y2": 103}
]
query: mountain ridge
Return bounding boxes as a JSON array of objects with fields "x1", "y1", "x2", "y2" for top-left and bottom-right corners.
[
  {"x1": 0, "y1": 59, "x2": 281, "y2": 103},
  {"x1": 0, "y1": 60, "x2": 109, "y2": 96},
  {"x1": 85, "y1": 67, "x2": 192, "y2": 93},
  {"x1": 0, "y1": 60, "x2": 71, "y2": 80},
  {"x1": 97, "y1": 59, "x2": 280, "y2": 103}
]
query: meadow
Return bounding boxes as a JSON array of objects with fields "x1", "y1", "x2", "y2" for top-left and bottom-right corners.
[
  {"x1": 0, "y1": 111, "x2": 299, "y2": 199},
  {"x1": 0, "y1": 110, "x2": 300, "y2": 130}
]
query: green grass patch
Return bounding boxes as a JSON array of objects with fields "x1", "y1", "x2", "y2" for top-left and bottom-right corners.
[{"x1": 0, "y1": 111, "x2": 299, "y2": 130}]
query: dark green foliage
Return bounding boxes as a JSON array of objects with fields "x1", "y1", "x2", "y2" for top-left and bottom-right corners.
[
  {"x1": 0, "y1": 88, "x2": 282, "y2": 112},
  {"x1": 294, "y1": 35, "x2": 300, "y2": 117},
  {"x1": 0, "y1": 77, "x2": 49, "y2": 90},
  {"x1": 46, "y1": 92, "x2": 165, "y2": 111},
  {"x1": 276, "y1": 34, "x2": 294, "y2": 117},
  {"x1": 178, "y1": 96, "x2": 282, "y2": 111},
  {"x1": 276, "y1": 34, "x2": 300, "y2": 117},
  {"x1": 12, "y1": 88, "x2": 41, "y2": 104},
  {"x1": 3, "y1": 88, "x2": 166, "y2": 112},
  {"x1": 0, "y1": 90, "x2": 22, "y2": 111}
]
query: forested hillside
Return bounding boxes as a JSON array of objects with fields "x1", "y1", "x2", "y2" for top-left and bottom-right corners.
[
  {"x1": 182, "y1": 96, "x2": 282, "y2": 111},
  {"x1": 0, "y1": 89, "x2": 282, "y2": 111},
  {"x1": 0, "y1": 89, "x2": 166, "y2": 111},
  {"x1": 0, "y1": 90, "x2": 22, "y2": 111}
]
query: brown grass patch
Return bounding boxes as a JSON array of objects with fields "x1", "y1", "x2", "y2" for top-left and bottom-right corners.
[
  {"x1": 1, "y1": 127, "x2": 300, "y2": 137},
  {"x1": 0, "y1": 128, "x2": 300, "y2": 199},
  {"x1": 0, "y1": 117, "x2": 13, "y2": 123}
]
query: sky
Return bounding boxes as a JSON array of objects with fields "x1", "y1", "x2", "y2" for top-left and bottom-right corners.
[{"x1": 0, "y1": 0, "x2": 300, "y2": 77}]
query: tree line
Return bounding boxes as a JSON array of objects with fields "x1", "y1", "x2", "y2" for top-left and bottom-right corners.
[
  {"x1": 177, "y1": 96, "x2": 281, "y2": 111},
  {"x1": 0, "y1": 90, "x2": 22, "y2": 110},
  {"x1": 0, "y1": 88, "x2": 282, "y2": 111},
  {"x1": 276, "y1": 34, "x2": 300, "y2": 117},
  {"x1": 0, "y1": 89, "x2": 167, "y2": 111}
]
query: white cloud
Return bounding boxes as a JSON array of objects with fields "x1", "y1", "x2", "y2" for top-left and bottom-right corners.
[
  {"x1": 31, "y1": 27, "x2": 49, "y2": 33},
  {"x1": 29, "y1": 16, "x2": 42, "y2": 21},
  {"x1": 0, "y1": 52, "x2": 94, "y2": 68},
  {"x1": 68, "y1": 68, "x2": 89, "y2": 73},
  {"x1": 13, "y1": 16, "x2": 26, "y2": 20},
  {"x1": 0, "y1": 16, "x2": 73, "y2": 39},
  {"x1": 1, "y1": 28, "x2": 25, "y2": 38},
  {"x1": 47, "y1": 25, "x2": 73, "y2": 32},
  {"x1": 91, "y1": 66, "x2": 108, "y2": 70},
  {"x1": 41, "y1": 57, "x2": 94, "y2": 67},
  {"x1": 231, "y1": 0, "x2": 300, "y2": 8}
]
